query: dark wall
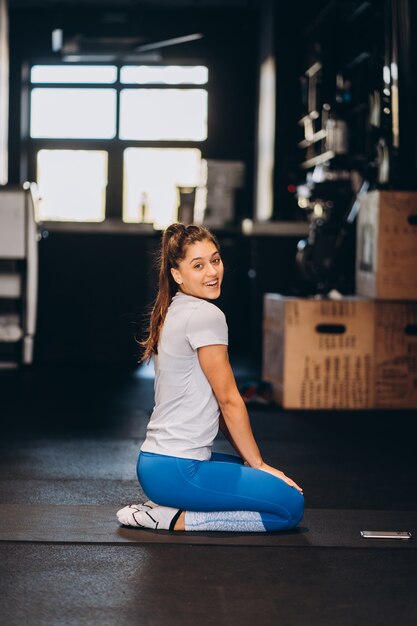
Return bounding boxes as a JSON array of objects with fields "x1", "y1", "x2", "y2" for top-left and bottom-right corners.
[
  {"x1": 0, "y1": 0, "x2": 8, "y2": 184},
  {"x1": 272, "y1": 2, "x2": 305, "y2": 220},
  {"x1": 35, "y1": 231, "x2": 158, "y2": 366},
  {"x1": 11, "y1": 2, "x2": 386, "y2": 367},
  {"x1": 34, "y1": 230, "x2": 256, "y2": 366},
  {"x1": 7, "y1": 4, "x2": 267, "y2": 366},
  {"x1": 8, "y1": 4, "x2": 259, "y2": 214},
  {"x1": 34, "y1": 229, "x2": 301, "y2": 368}
]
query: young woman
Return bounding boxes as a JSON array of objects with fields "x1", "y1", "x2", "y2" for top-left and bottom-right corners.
[{"x1": 117, "y1": 223, "x2": 304, "y2": 532}]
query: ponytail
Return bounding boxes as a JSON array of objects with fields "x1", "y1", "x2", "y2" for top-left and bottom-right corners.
[{"x1": 139, "y1": 223, "x2": 219, "y2": 363}]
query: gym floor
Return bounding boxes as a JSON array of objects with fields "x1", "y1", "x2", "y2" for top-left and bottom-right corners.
[{"x1": 1, "y1": 360, "x2": 417, "y2": 626}]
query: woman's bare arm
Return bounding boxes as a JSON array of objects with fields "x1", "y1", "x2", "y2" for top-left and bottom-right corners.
[
  {"x1": 199, "y1": 344, "x2": 262, "y2": 467},
  {"x1": 218, "y1": 412, "x2": 245, "y2": 458},
  {"x1": 198, "y1": 344, "x2": 303, "y2": 493}
]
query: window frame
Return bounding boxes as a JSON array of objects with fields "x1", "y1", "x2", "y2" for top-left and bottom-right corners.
[{"x1": 25, "y1": 60, "x2": 209, "y2": 225}]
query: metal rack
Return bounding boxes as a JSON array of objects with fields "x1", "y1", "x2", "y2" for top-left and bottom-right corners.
[{"x1": 0, "y1": 184, "x2": 39, "y2": 368}]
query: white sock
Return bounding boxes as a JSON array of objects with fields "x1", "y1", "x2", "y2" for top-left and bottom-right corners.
[
  {"x1": 116, "y1": 500, "x2": 158, "y2": 527},
  {"x1": 117, "y1": 504, "x2": 182, "y2": 530}
]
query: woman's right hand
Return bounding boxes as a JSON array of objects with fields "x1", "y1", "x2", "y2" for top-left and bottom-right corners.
[{"x1": 258, "y1": 462, "x2": 303, "y2": 494}]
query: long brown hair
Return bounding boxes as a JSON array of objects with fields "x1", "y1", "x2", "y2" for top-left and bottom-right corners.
[{"x1": 139, "y1": 223, "x2": 220, "y2": 363}]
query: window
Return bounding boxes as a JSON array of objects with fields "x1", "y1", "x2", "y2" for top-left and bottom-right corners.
[
  {"x1": 28, "y1": 64, "x2": 209, "y2": 226},
  {"x1": 31, "y1": 64, "x2": 117, "y2": 83},
  {"x1": 31, "y1": 88, "x2": 117, "y2": 139},
  {"x1": 37, "y1": 150, "x2": 108, "y2": 222},
  {"x1": 123, "y1": 148, "x2": 206, "y2": 229},
  {"x1": 119, "y1": 89, "x2": 207, "y2": 141},
  {"x1": 120, "y1": 65, "x2": 208, "y2": 85}
]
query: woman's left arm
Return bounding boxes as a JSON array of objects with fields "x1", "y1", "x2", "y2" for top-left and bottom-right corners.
[
  {"x1": 218, "y1": 412, "x2": 244, "y2": 458},
  {"x1": 198, "y1": 344, "x2": 303, "y2": 493}
]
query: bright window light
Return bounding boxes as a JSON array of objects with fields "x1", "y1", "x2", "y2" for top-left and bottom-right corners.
[
  {"x1": 37, "y1": 150, "x2": 108, "y2": 221},
  {"x1": 31, "y1": 65, "x2": 117, "y2": 83},
  {"x1": 30, "y1": 88, "x2": 117, "y2": 138},
  {"x1": 120, "y1": 65, "x2": 208, "y2": 84},
  {"x1": 119, "y1": 89, "x2": 207, "y2": 141},
  {"x1": 123, "y1": 148, "x2": 207, "y2": 229}
]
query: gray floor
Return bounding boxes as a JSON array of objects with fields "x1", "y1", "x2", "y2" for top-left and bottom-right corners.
[{"x1": 1, "y1": 362, "x2": 417, "y2": 625}]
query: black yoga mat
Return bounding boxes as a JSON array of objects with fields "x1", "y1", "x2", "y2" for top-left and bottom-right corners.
[{"x1": 0, "y1": 505, "x2": 416, "y2": 548}]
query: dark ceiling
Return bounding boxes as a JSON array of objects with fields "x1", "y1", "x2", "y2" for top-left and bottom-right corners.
[{"x1": 9, "y1": 0, "x2": 254, "y2": 6}]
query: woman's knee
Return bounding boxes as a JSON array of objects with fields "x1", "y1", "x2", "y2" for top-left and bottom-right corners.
[{"x1": 287, "y1": 489, "x2": 305, "y2": 526}]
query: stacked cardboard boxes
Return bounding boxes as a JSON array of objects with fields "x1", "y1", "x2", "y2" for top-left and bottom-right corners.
[
  {"x1": 356, "y1": 190, "x2": 417, "y2": 408},
  {"x1": 356, "y1": 191, "x2": 417, "y2": 299},
  {"x1": 373, "y1": 302, "x2": 417, "y2": 408},
  {"x1": 262, "y1": 191, "x2": 417, "y2": 409},
  {"x1": 262, "y1": 295, "x2": 375, "y2": 409}
]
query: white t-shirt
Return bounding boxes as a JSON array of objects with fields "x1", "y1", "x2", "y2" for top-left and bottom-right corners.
[{"x1": 141, "y1": 291, "x2": 228, "y2": 461}]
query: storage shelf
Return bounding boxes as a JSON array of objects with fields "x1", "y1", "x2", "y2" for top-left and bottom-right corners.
[
  {"x1": 39, "y1": 219, "x2": 156, "y2": 235},
  {"x1": 242, "y1": 220, "x2": 309, "y2": 237},
  {"x1": 301, "y1": 150, "x2": 335, "y2": 169},
  {"x1": 305, "y1": 61, "x2": 322, "y2": 78},
  {"x1": 298, "y1": 111, "x2": 320, "y2": 125},
  {"x1": 298, "y1": 129, "x2": 327, "y2": 149}
]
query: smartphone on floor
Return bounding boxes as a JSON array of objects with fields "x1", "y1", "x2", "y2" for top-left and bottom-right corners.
[{"x1": 360, "y1": 530, "x2": 412, "y2": 540}]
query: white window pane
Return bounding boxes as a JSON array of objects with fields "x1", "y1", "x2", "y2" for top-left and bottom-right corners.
[
  {"x1": 119, "y1": 89, "x2": 207, "y2": 141},
  {"x1": 123, "y1": 148, "x2": 206, "y2": 229},
  {"x1": 31, "y1": 65, "x2": 117, "y2": 83},
  {"x1": 120, "y1": 65, "x2": 208, "y2": 85},
  {"x1": 30, "y1": 88, "x2": 116, "y2": 138},
  {"x1": 37, "y1": 150, "x2": 107, "y2": 221}
]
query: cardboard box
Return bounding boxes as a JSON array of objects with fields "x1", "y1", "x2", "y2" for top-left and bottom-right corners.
[
  {"x1": 374, "y1": 302, "x2": 417, "y2": 408},
  {"x1": 263, "y1": 295, "x2": 375, "y2": 409},
  {"x1": 356, "y1": 190, "x2": 417, "y2": 300}
]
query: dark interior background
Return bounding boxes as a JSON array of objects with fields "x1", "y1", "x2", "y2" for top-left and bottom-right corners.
[{"x1": 4, "y1": 0, "x2": 417, "y2": 368}]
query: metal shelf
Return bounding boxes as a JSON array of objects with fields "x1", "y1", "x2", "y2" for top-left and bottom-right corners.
[
  {"x1": 301, "y1": 150, "x2": 335, "y2": 169},
  {"x1": 298, "y1": 129, "x2": 327, "y2": 149},
  {"x1": 298, "y1": 111, "x2": 320, "y2": 125},
  {"x1": 305, "y1": 61, "x2": 322, "y2": 78}
]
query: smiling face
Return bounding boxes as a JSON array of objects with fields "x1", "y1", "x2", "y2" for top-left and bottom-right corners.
[{"x1": 170, "y1": 238, "x2": 224, "y2": 300}]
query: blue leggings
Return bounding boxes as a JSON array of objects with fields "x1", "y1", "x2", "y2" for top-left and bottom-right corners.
[{"x1": 137, "y1": 450, "x2": 304, "y2": 532}]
